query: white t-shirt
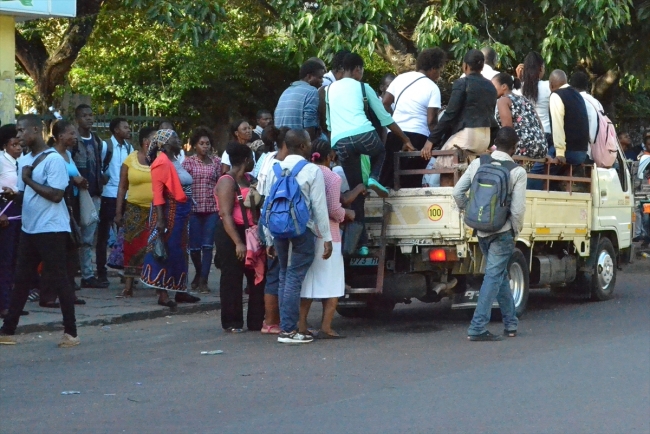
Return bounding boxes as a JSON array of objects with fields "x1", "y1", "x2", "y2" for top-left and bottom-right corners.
[
  {"x1": 386, "y1": 71, "x2": 441, "y2": 137},
  {"x1": 101, "y1": 136, "x2": 133, "y2": 198},
  {"x1": 332, "y1": 165, "x2": 350, "y2": 193},
  {"x1": 17, "y1": 150, "x2": 70, "y2": 234},
  {"x1": 515, "y1": 80, "x2": 551, "y2": 134},
  {"x1": 580, "y1": 91, "x2": 603, "y2": 145}
]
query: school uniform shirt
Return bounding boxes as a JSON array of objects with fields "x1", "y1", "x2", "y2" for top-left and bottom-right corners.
[
  {"x1": 579, "y1": 91, "x2": 603, "y2": 145},
  {"x1": 17, "y1": 151, "x2": 70, "y2": 234},
  {"x1": 261, "y1": 154, "x2": 332, "y2": 243},
  {"x1": 386, "y1": 71, "x2": 441, "y2": 137},
  {"x1": 101, "y1": 136, "x2": 133, "y2": 198},
  {"x1": 0, "y1": 150, "x2": 18, "y2": 192}
]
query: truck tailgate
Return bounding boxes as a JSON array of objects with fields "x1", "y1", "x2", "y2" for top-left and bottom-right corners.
[
  {"x1": 521, "y1": 191, "x2": 591, "y2": 240},
  {"x1": 365, "y1": 187, "x2": 463, "y2": 243}
]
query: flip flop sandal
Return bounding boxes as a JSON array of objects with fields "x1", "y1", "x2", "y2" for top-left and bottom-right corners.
[{"x1": 116, "y1": 289, "x2": 133, "y2": 299}]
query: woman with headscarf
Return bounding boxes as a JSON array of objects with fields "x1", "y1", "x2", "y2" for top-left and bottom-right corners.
[
  {"x1": 140, "y1": 129, "x2": 200, "y2": 311},
  {"x1": 114, "y1": 126, "x2": 157, "y2": 298},
  {"x1": 220, "y1": 119, "x2": 253, "y2": 173}
]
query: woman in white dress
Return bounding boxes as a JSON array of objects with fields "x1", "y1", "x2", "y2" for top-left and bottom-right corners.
[{"x1": 298, "y1": 139, "x2": 354, "y2": 339}]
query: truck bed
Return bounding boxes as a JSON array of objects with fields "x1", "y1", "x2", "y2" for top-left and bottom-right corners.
[{"x1": 364, "y1": 188, "x2": 592, "y2": 246}]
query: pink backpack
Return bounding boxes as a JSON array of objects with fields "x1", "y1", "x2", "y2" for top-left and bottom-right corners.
[{"x1": 588, "y1": 100, "x2": 618, "y2": 168}]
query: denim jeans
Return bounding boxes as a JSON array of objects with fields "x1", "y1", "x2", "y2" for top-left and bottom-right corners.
[
  {"x1": 527, "y1": 145, "x2": 587, "y2": 190},
  {"x1": 265, "y1": 256, "x2": 280, "y2": 296},
  {"x1": 80, "y1": 195, "x2": 101, "y2": 280},
  {"x1": 274, "y1": 231, "x2": 316, "y2": 332},
  {"x1": 189, "y1": 212, "x2": 218, "y2": 280},
  {"x1": 468, "y1": 230, "x2": 518, "y2": 336},
  {"x1": 336, "y1": 131, "x2": 385, "y2": 247}
]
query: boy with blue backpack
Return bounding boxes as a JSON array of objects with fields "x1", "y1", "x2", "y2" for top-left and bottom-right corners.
[
  {"x1": 453, "y1": 127, "x2": 527, "y2": 341},
  {"x1": 262, "y1": 129, "x2": 333, "y2": 344}
]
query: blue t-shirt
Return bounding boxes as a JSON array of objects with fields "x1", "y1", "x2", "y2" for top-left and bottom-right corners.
[
  {"x1": 17, "y1": 150, "x2": 70, "y2": 234},
  {"x1": 64, "y1": 150, "x2": 81, "y2": 196}
]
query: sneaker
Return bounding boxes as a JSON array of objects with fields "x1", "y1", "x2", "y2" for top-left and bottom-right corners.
[
  {"x1": 278, "y1": 331, "x2": 314, "y2": 344},
  {"x1": 82, "y1": 277, "x2": 109, "y2": 288},
  {"x1": 58, "y1": 333, "x2": 80, "y2": 348},
  {"x1": 261, "y1": 322, "x2": 281, "y2": 334},
  {"x1": 0, "y1": 332, "x2": 16, "y2": 345},
  {"x1": 367, "y1": 178, "x2": 389, "y2": 198},
  {"x1": 504, "y1": 329, "x2": 517, "y2": 337},
  {"x1": 467, "y1": 331, "x2": 503, "y2": 342}
]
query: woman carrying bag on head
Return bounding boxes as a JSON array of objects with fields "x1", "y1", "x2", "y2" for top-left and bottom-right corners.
[
  {"x1": 140, "y1": 129, "x2": 200, "y2": 312},
  {"x1": 214, "y1": 142, "x2": 265, "y2": 333}
]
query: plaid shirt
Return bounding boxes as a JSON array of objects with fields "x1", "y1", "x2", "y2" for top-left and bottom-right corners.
[{"x1": 182, "y1": 155, "x2": 221, "y2": 213}]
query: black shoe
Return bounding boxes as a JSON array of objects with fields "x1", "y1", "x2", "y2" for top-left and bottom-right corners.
[
  {"x1": 467, "y1": 331, "x2": 503, "y2": 341},
  {"x1": 504, "y1": 329, "x2": 517, "y2": 337},
  {"x1": 74, "y1": 298, "x2": 86, "y2": 305},
  {"x1": 39, "y1": 301, "x2": 60, "y2": 309},
  {"x1": 81, "y1": 277, "x2": 109, "y2": 288},
  {"x1": 97, "y1": 274, "x2": 110, "y2": 285},
  {"x1": 633, "y1": 236, "x2": 642, "y2": 242},
  {"x1": 175, "y1": 293, "x2": 200, "y2": 303},
  {"x1": 158, "y1": 299, "x2": 178, "y2": 312}
]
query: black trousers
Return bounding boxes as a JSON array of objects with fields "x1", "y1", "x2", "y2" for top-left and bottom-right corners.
[
  {"x1": 214, "y1": 219, "x2": 265, "y2": 331},
  {"x1": 380, "y1": 132, "x2": 429, "y2": 188},
  {"x1": 1, "y1": 232, "x2": 77, "y2": 337},
  {"x1": 96, "y1": 196, "x2": 117, "y2": 277}
]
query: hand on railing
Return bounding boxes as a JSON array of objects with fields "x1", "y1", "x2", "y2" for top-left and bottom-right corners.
[{"x1": 421, "y1": 140, "x2": 435, "y2": 160}]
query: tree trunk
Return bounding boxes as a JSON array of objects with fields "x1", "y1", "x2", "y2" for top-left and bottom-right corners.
[
  {"x1": 14, "y1": 0, "x2": 103, "y2": 109},
  {"x1": 592, "y1": 68, "x2": 620, "y2": 120}
]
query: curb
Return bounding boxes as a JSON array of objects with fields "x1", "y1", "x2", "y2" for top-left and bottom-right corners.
[{"x1": 15, "y1": 301, "x2": 221, "y2": 334}]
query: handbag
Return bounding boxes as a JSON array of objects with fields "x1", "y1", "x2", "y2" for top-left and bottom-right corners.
[
  {"x1": 360, "y1": 82, "x2": 384, "y2": 138},
  {"x1": 341, "y1": 221, "x2": 365, "y2": 257},
  {"x1": 79, "y1": 189, "x2": 99, "y2": 227},
  {"x1": 235, "y1": 183, "x2": 263, "y2": 266}
]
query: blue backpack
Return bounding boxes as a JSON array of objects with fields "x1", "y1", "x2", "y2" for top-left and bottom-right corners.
[
  {"x1": 262, "y1": 160, "x2": 310, "y2": 239},
  {"x1": 464, "y1": 155, "x2": 517, "y2": 232}
]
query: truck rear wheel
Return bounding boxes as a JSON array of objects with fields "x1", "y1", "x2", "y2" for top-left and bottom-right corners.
[
  {"x1": 509, "y1": 248, "x2": 530, "y2": 317},
  {"x1": 590, "y1": 237, "x2": 617, "y2": 301}
]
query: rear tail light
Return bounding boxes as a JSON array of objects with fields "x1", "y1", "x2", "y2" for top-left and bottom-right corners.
[{"x1": 428, "y1": 249, "x2": 447, "y2": 262}]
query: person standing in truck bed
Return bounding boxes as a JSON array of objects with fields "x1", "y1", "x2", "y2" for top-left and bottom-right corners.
[{"x1": 453, "y1": 127, "x2": 527, "y2": 341}]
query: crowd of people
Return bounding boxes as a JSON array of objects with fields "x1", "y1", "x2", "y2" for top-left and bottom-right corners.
[{"x1": 0, "y1": 45, "x2": 647, "y2": 346}]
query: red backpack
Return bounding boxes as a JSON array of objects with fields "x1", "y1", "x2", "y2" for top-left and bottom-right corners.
[{"x1": 587, "y1": 100, "x2": 618, "y2": 168}]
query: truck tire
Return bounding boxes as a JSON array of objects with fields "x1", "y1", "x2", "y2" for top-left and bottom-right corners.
[
  {"x1": 590, "y1": 237, "x2": 617, "y2": 301},
  {"x1": 508, "y1": 248, "x2": 530, "y2": 318}
]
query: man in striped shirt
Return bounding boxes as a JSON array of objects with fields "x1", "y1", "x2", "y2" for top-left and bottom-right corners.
[{"x1": 274, "y1": 60, "x2": 325, "y2": 140}]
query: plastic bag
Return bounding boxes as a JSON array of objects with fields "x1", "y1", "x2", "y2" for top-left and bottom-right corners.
[
  {"x1": 153, "y1": 235, "x2": 168, "y2": 263},
  {"x1": 361, "y1": 155, "x2": 371, "y2": 186},
  {"x1": 79, "y1": 189, "x2": 99, "y2": 227}
]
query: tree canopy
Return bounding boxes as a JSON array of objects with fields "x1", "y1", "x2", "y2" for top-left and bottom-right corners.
[{"x1": 14, "y1": 0, "x2": 650, "y2": 124}]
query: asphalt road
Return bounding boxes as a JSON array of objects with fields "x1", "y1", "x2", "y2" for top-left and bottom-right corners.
[{"x1": 2, "y1": 266, "x2": 649, "y2": 434}]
